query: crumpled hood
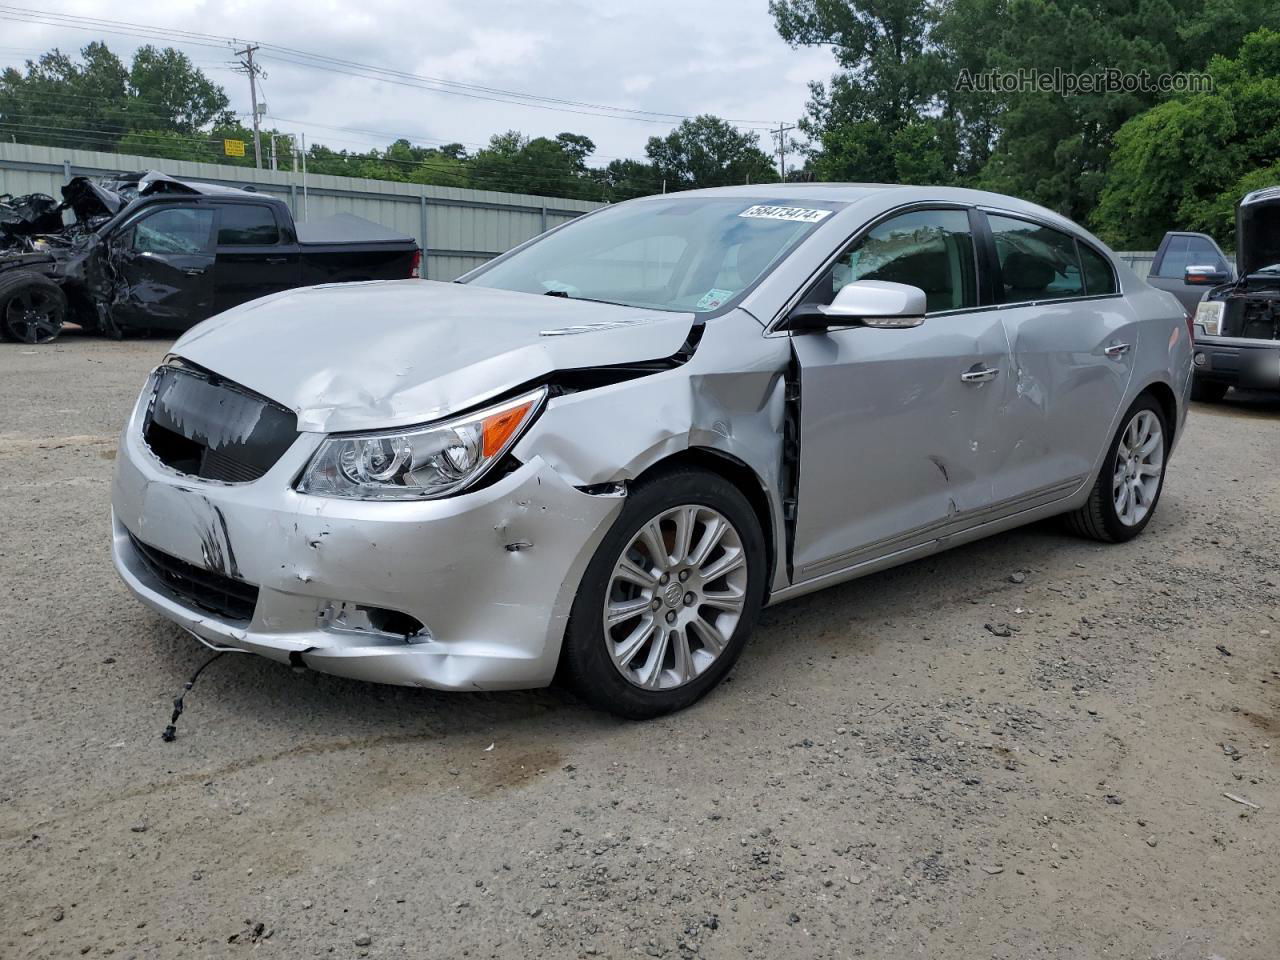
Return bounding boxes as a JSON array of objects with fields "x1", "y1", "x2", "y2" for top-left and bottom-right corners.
[{"x1": 172, "y1": 279, "x2": 696, "y2": 433}]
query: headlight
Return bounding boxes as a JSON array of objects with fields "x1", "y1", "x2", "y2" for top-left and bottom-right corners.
[
  {"x1": 297, "y1": 387, "x2": 546, "y2": 500},
  {"x1": 1194, "y1": 300, "x2": 1224, "y2": 336}
]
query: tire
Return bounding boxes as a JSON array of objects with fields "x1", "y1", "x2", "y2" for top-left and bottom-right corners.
[
  {"x1": 1066, "y1": 395, "x2": 1169, "y2": 543},
  {"x1": 1191, "y1": 379, "x2": 1228, "y2": 403},
  {"x1": 0, "y1": 271, "x2": 67, "y2": 344},
  {"x1": 562, "y1": 467, "x2": 766, "y2": 719}
]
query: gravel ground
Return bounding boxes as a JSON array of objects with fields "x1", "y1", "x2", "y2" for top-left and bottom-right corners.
[{"x1": 2, "y1": 334, "x2": 1278, "y2": 960}]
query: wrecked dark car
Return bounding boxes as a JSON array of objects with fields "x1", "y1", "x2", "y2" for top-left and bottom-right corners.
[
  {"x1": 1188, "y1": 187, "x2": 1280, "y2": 401},
  {"x1": 0, "y1": 171, "x2": 421, "y2": 344}
]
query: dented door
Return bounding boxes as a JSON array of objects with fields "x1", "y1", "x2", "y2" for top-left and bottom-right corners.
[
  {"x1": 790, "y1": 313, "x2": 1011, "y2": 583},
  {"x1": 110, "y1": 205, "x2": 216, "y2": 331},
  {"x1": 993, "y1": 298, "x2": 1138, "y2": 503}
]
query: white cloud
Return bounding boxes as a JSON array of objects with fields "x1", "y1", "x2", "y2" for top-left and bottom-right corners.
[{"x1": 0, "y1": 0, "x2": 836, "y2": 163}]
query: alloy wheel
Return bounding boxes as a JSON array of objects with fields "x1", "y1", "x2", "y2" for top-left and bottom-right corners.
[
  {"x1": 5, "y1": 288, "x2": 63, "y2": 344},
  {"x1": 603, "y1": 504, "x2": 749, "y2": 691},
  {"x1": 1113, "y1": 409, "x2": 1164, "y2": 527}
]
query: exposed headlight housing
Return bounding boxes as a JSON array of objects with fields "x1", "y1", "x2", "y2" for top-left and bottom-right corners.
[
  {"x1": 297, "y1": 387, "x2": 546, "y2": 500},
  {"x1": 1194, "y1": 300, "x2": 1224, "y2": 336}
]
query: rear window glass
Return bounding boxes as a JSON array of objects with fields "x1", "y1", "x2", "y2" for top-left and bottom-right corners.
[
  {"x1": 989, "y1": 215, "x2": 1084, "y2": 303},
  {"x1": 1080, "y1": 244, "x2": 1117, "y2": 295},
  {"x1": 217, "y1": 204, "x2": 280, "y2": 246}
]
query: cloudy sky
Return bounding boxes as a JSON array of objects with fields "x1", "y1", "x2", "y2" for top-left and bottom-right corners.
[{"x1": 0, "y1": 0, "x2": 837, "y2": 167}]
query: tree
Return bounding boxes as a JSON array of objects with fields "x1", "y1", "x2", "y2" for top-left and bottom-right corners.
[
  {"x1": 771, "y1": 0, "x2": 957, "y2": 182},
  {"x1": 1094, "y1": 28, "x2": 1280, "y2": 248},
  {"x1": 644, "y1": 115, "x2": 777, "y2": 190},
  {"x1": 0, "y1": 42, "x2": 232, "y2": 153},
  {"x1": 468, "y1": 130, "x2": 600, "y2": 197},
  {"x1": 0, "y1": 43, "x2": 129, "y2": 150},
  {"x1": 127, "y1": 46, "x2": 232, "y2": 133}
]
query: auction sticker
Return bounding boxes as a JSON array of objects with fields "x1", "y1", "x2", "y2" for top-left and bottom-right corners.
[{"x1": 738, "y1": 204, "x2": 833, "y2": 223}]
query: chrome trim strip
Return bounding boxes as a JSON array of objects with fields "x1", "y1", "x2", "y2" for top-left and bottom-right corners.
[{"x1": 797, "y1": 475, "x2": 1086, "y2": 578}]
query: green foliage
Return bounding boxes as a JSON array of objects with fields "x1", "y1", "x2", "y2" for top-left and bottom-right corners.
[
  {"x1": 778, "y1": 0, "x2": 1280, "y2": 232},
  {"x1": 1095, "y1": 28, "x2": 1280, "y2": 247},
  {"x1": 644, "y1": 115, "x2": 778, "y2": 189}
]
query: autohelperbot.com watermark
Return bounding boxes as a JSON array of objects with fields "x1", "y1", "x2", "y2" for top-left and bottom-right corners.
[{"x1": 955, "y1": 67, "x2": 1213, "y2": 96}]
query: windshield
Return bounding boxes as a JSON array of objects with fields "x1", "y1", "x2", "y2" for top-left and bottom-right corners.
[{"x1": 462, "y1": 197, "x2": 841, "y2": 313}]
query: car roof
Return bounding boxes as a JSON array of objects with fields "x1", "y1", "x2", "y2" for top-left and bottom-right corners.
[{"x1": 626, "y1": 182, "x2": 1095, "y2": 245}]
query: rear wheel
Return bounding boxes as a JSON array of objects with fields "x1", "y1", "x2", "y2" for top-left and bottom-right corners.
[
  {"x1": 562, "y1": 467, "x2": 765, "y2": 719},
  {"x1": 1191, "y1": 379, "x2": 1228, "y2": 403},
  {"x1": 0, "y1": 272, "x2": 66, "y2": 344},
  {"x1": 1066, "y1": 396, "x2": 1168, "y2": 543}
]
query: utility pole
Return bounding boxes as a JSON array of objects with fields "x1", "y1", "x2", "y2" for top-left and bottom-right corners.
[
  {"x1": 773, "y1": 122, "x2": 796, "y2": 181},
  {"x1": 233, "y1": 44, "x2": 264, "y2": 169}
]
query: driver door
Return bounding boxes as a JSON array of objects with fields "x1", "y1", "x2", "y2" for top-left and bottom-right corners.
[
  {"x1": 109, "y1": 205, "x2": 216, "y2": 331},
  {"x1": 789, "y1": 207, "x2": 1013, "y2": 583}
]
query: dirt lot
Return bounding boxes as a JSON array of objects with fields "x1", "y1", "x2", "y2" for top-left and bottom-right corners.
[{"x1": 1, "y1": 335, "x2": 1277, "y2": 960}]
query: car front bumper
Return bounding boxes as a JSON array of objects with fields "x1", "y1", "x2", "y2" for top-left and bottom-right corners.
[
  {"x1": 1192, "y1": 333, "x2": 1280, "y2": 390},
  {"x1": 110, "y1": 394, "x2": 624, "y2": 691}
]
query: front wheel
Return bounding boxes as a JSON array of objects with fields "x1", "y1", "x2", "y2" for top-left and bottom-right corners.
[
  {"x1": 0, "y1": 272, "x2": 66, "y2": 344},
  {"x1": 1066, "y1": 396, "x2": 1168, "y2": 543},
  {"x1": 562, "y1": 467, "x2": 766, "y2": 719}
]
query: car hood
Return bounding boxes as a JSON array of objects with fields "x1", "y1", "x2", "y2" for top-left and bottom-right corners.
[
  {"x1": 1237, "y1": 187, "x2": 1280, "y2": 278},
  {"x1": 171, "y1": 279, "x2": 696, "y2": 433}
]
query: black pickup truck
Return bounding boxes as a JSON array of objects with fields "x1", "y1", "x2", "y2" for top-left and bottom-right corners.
[
  {"x1": 0, "y1": 171, "x2": 420, "y2": 343},
  {"x1": 1182, "y1": 186, "x2": 1280, "y2": 402}
]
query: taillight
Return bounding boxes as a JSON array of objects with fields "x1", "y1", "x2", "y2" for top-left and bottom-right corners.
[
  {"x1": 409, "y1": 249, "x2": 423, "y2": 279},
  {"x1": 1185, "y1": 307, "x2": 1194, "y2": 342}
]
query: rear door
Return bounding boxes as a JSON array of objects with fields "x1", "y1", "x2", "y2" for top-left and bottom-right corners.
[
  {"x1": 789, "y1": 207, "x2": 1013, "y2": 582},
  {"x1": 109, "y1": 205, "x2": 216, "y2": 331},
  {"x1": 211, "y1": 201, "x2": 300, "y2": 312},
  {"x1": 1147, "y1": 233, "x2": 1233, "y2": 314},
  {"x1": 983, "y1": 212, "x2": 1138, "y2": 506}
]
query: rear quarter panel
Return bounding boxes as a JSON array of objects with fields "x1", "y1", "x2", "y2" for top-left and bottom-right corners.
[{"x1": 1121, "y1": 267, "x2": 1194, "y2": 449}]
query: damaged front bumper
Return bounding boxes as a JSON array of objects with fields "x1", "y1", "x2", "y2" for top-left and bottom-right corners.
[{"x1": 111, "y1": 400, "x2": 624, "y2": 691}]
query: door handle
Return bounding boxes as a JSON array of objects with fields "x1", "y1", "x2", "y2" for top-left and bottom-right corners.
[
  {"x1": 1104, "y1": 342, "x2": 1131, "y2": 357},
  {"x1": 960, "y1": 366, "x2": 1000, "y2": 383},
  {"x1": 184, "y1": 268, "x2": 206, "y2": 277},
  {"x1": 264, "y1": 256, "x2": 288, "y2": 264}
]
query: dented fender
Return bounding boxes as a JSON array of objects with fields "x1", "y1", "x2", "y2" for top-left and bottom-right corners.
[{"x1": 514, "y1": 310, "x2": 793, "y2": 595}]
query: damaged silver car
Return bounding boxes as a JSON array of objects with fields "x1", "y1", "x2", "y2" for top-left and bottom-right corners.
[{"x1": 112, "y1": 185, "x2": 1193, "y2": 718}]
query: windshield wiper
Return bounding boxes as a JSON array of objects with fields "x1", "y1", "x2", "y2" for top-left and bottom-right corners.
[{"x1": 543, "y1": 289, "x2": 570, "y2": 298}]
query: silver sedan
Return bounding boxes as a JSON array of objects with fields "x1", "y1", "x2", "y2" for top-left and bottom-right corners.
[{"x1": 111, "y1": 185, "x2": 1193, "y2": 718}]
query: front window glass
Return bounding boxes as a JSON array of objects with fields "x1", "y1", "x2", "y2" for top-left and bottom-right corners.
[
  {"x1": 822, "y1": 209, "x2": 977, "y2": 313},
  {"x1": 131, "y1": 208, "x2": 214, "y2": 255},
  {"x1": 463, "y1": 198, "x2": 840, "y2": 313},
  {"x1": 989, "y1": 215, "x2": 1084, "y2": 302},
  {"x1": 1156, "y1": 235, "x2": 1227, "y2": 278}
]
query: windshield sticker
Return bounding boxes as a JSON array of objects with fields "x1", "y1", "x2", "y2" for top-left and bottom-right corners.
[
  {"x1": 738, "y1": 204, "x2": 833, "y2": 224},
  {"x1": 696, "y1": 288, "x2": 735, "y2": 311}
]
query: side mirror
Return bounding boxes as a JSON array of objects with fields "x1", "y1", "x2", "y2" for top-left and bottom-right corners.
[
  {"x1": 1184, "y1": 264, "x2": 1229, "y2": 286},
  {"x1": 787, "y1": 280, "x2": 927, "y2": 332}
]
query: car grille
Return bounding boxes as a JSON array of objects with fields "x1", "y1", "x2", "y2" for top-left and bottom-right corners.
[
  {"x1": 130, "y1": 534, "x2": 260, "y2": 622},
  {"x1": 143, "y1": 363, "x2": 297, "y2": 483}
]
